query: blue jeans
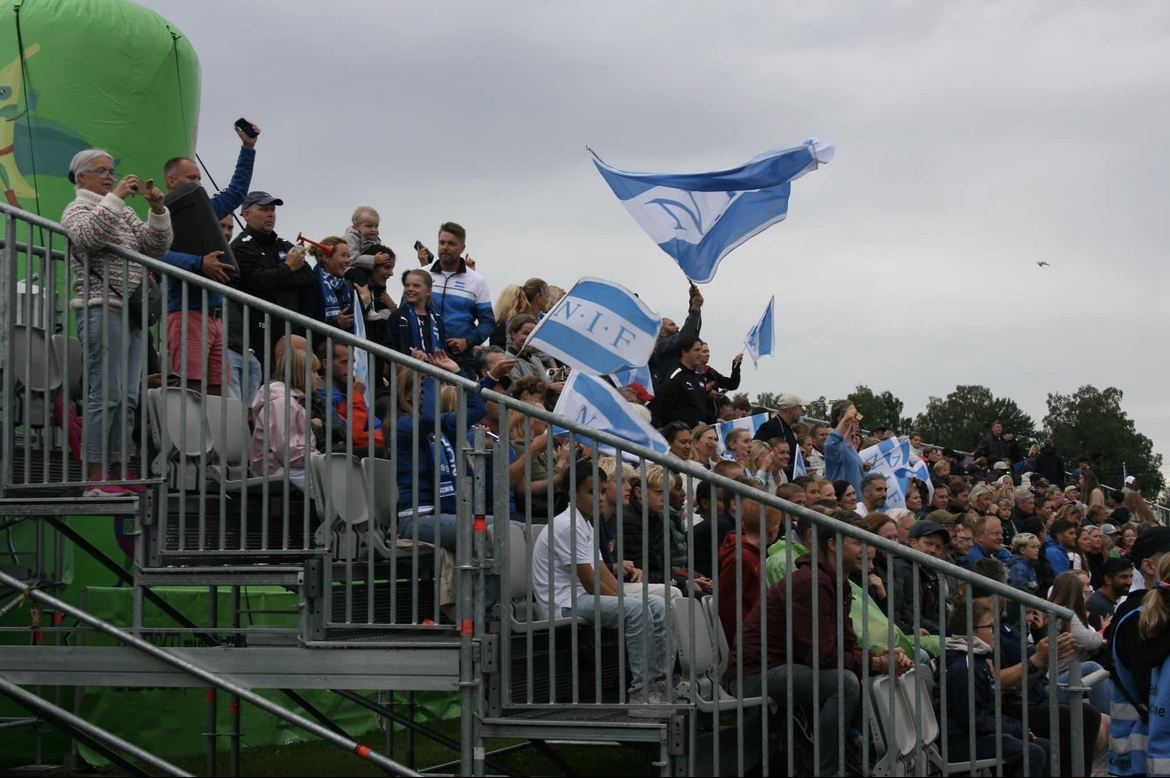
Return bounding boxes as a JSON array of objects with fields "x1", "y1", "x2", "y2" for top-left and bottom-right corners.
[
  {"x1": 397, "y1": 513, "x2": 522, "y2": 612},
  {"x1": 731, "y1": 665, "x2": 862, "y2": 777},
  {"x1": 76, "y1": 305, "x2": 144, "y2": 464},
  {"x1": 225, "y1": 349, "x2": 262, "y2": 405},
  {"x1": 565, "y1": 593, "x2": 668, "y2": 694},
  {"x1": 1058, "y1": 660, "x2": 1110, "y2": 713}
]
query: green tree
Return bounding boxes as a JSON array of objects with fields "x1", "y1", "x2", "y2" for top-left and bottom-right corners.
[
  {"x1": 1044, "y1": 385, "x2": 1165, "y2": 497},
  {"x1": 847, "y1": 384, "x2": 912, "y2": 434},
  {"x1": 754, "y1": 391, "x2": 780, "y2": 410},
  {"x1": 912, "y1": 385, "x2": 1037, "y2": 452}
]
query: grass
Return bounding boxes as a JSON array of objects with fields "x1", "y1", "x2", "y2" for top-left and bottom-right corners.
[{"x1": 85, "y1": 718, "x2": 660, "y2": 777}]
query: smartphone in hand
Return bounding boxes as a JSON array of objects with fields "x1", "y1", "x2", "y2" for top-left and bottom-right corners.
[{"x1": 235, "y1": 118, "x2": 258, "y2": 138}]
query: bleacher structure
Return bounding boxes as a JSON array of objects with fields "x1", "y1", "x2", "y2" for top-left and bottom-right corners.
[{"x1": 0, "y1": 200, "x2": 1094, "y2": 776}]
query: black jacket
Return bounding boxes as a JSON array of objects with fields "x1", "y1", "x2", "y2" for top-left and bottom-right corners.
[
  {"x1": 649, "y1": 307, "x2": 701, "y2": 390},
  {"x1": 755, "y1": 415, "x2": 797, "y2": 479},
  {"x1": 230, "y1": 226, "x2": 317, "y2": 363},
  {"x1": 974, "y1": 433, "x2": 1008, "y2": 462},
  {"x1": 1033, "y1": 445, "x2": 1064, "y2": 486},
  {"x1": 700, "y1": 363, "x2": 741, "y2": 422},
  {"x1": 621, "y1": 499, "x2": 671, "y2": 584},
  {"x1": 891, "y1": 556, "x2": 942, "y2": 635},
  {"x1": 651, "y1": 366, "x2": 708, "y2": 428}
]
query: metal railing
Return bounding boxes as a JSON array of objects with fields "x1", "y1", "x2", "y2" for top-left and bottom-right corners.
[{"x1": 0, "y1": 199, "x2": 1098, "y2": 776}]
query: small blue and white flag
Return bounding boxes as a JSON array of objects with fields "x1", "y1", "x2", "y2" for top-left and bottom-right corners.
[
  {"x1": 590, "y1": 140, "x2": 835, "y2": 283},
  {"x1": 717, "y1": 412, "x2": 769, "y2": 457},
  {"x1": 792, "y1": 445, "x2": 808, "y2": 478},
  {"x1": 552, "y1": 371, "x2": 670, "y2": 457},
  {"x1": 743, "y1": 296, "x2": 775, "y2": 367},
  {"x1": 525, "y1": 277, "x2": 662, "y2": 376}
]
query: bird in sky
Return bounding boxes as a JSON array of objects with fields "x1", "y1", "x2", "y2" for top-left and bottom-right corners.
[{"x1": 1036, "y1": 261, "x2": 1050, "y2": 267}]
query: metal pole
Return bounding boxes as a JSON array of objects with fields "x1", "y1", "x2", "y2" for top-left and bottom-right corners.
[
  {"x1": 0, "y1": 676, "x2": 194, "y2": 777},
  {"x1": 0, "y1": 570, "x2": 422, "y2": 778}
]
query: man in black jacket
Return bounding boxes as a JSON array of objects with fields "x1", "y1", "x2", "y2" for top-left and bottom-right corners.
[
  {"x1": 230, "y1": 191, "x2": 317, "y2": 367},
  {"x1": 649, "y1": 285, "x2": 702, "y2": 390},
  {"x1": 649, "y1": 335, "x2": 707, "y2": 427},
  {"x1": 973, "y1": 420, "x2": 1009, "y2": 463},
  {"x1": 891, "y1": 520, "x2": 948, "y2": 636}
]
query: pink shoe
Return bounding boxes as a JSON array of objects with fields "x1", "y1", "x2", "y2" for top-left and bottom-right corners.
[{"x1": 108, "y1": 467, "x2": 146, "y2": 494}]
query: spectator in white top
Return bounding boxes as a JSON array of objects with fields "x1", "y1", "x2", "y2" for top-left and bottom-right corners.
[
  {"x1": 856, "y1": 473, "x2": 888, "y2": 518},
  {"x1": 530, "y1": 461, "x2": 671, "y2": 716}
]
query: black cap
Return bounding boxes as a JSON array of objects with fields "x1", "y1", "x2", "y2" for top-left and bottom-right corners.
[
  {"x1": 1129, "y1": 527, "x2": 1170, "y2": 566},
  {"x1": 910, "y1": 520, "x2": 950, "y2": 542},
  {"x1": 241, "y1": 190, "x2": 284, "y2": 209}
]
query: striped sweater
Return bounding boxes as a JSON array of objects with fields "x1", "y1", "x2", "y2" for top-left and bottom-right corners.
[{"x1": 62, "y1": 189, "x2": 172, "y2": 309}]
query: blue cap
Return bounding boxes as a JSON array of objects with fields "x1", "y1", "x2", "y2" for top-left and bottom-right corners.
[{"x1": 241, "y1": 191, "x2": 284, "y2": 209}]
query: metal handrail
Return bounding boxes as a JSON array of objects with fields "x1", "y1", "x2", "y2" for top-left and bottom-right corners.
[
  {"x1": 0, "y1": 200, "x2": 1075, "y2": 621},
  {"x1": 0, "y1": 568, "x2": 421, "y2": 777}
]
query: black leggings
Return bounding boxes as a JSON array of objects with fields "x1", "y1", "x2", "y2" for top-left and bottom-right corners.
[{"x1": 1027, "y1": 701, "x2": 1101, "y2": 777}]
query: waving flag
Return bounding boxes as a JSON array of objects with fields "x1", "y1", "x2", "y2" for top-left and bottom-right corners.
[
  {"x1": 743, "y1": 296, "x2": 775, "y2": 367},
  {"x1": 717, "y1": 412, "x2": 769, "y2": 457},
  {"x1": 590, "y1": 140, "x2": 835, "y2": 283},
  {"x1": 552, "y1": 371, "x2": 669, "y2": 457},
  {"x1": 859, "y1": 438, "x2": 935, "y2": 510},
  {"x1": 525, "y1": 278, "x2": 661, "y2": 376}
]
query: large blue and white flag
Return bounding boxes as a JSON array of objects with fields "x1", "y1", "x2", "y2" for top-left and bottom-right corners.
[
  {"x1": 859, "y1": 437, "x2": 934, "y2": 510},
  {"x1": 743, "y1": 296, "x2": 775, "y2": 367},
  {"x1": 552, "y1": 371, "x2": 670, "y2": 457},
  {"x1": 525, "y1": 277, "x2": 662, "y2": 376},
  {"x1": 591, "y1": 140, "x2": 835, "y2": 283},
  {"x1": 717, "y1": 412, "x2": 769, "y2": 457}
]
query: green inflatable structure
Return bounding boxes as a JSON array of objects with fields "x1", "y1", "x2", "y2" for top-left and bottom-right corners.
[{"x1": 0, "y1": 1, "x2": 424, "y2": 768}]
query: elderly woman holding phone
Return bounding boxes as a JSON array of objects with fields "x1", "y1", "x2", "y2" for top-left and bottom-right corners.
[{"x1": 62, "y1": 149, "x2": 172, "y2": 496}]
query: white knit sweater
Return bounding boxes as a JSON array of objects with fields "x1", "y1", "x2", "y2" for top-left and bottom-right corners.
[{"x1": 62, "y1": 189, "x2": 172, "y2": 309}]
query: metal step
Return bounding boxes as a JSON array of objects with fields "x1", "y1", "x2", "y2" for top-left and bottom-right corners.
[{"x1": 0, "y1": 495, "x2": 139, "y2": 516}]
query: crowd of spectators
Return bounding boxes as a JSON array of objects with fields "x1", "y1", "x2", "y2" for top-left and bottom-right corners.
[{"x1": 58, "y1": 129, "x2": 1169, "y2": 769}]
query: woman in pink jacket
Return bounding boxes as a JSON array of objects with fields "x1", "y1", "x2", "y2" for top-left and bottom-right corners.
[{"x1": 249, "y1": 339, "x2": 319, "y2": 493}]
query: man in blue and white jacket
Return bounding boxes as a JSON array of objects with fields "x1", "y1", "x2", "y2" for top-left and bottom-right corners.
[
  {"x1": 159, "y1": 121, "x2": 259, "y2": 395},
  {"x1": 415, "y1": 222, "x2": 494, "y2": 373}
]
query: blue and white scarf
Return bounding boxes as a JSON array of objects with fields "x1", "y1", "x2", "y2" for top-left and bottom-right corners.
[
  {"x1": 403, "y1": 305, "x2": 442, "y2": 354},
  {"x1": 316, "y1": 266, "x2": 354, "y2": 331},
  {"x1": 315, "y1": 265, "x2": 371, "y2": 406}
]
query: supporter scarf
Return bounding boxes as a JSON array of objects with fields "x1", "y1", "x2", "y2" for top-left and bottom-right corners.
[
  {"x1": 404, "y1": 305, "x2": 441, "y2": 354},
  {"x1": 943, "y1": 635, "x2": 993, "y2": 656},
  {"x1": 316, "y1": 266, "x2": 353, "y2": 332},
  {"x1": 427, "y1": 431, "x2": 458, "y2": 503}
]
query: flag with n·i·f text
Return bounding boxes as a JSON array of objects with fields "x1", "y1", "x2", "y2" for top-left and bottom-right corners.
[
  {"x1": 743, "y1": 296, "x2": 775, "y2": 367},
  {"x1": 552, "y1": 371, "x2": 670, "y2": 458},
  {"x1": 590, "y1": 140, "x2": 835, "y2": 284},
  {"x1": 524, "y1": 277, "x2": 662, "y2": 377}
]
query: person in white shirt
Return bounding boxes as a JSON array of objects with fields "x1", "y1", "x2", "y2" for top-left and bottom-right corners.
[
  {"x1": 530, "y1": 461, "x2": 671, "y2": 716},
  {"x1": 856, "y1": 473, "x2": 889, "y2": 518}
]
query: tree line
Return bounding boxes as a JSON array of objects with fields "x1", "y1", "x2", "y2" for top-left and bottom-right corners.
[{"x1": 738, "y1": 384, "x2": 1165, "y2": 501}]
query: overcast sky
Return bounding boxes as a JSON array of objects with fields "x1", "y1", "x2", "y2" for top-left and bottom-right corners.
[{"x1": 140, "y1": 0, "x2": 1170, "y2": 481}]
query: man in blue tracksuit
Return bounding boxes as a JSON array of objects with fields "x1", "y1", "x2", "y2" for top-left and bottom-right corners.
[
  {"x1": 415, "y1": 222, "x2": 494, "y2": 373},
  {"x1": 160, "y1": 121, "x2": 259, "y2": 396}
]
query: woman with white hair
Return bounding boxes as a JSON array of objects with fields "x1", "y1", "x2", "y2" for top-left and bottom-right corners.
[{"x1": 61, "y1": 149, "x2": 172, "y2": 497}]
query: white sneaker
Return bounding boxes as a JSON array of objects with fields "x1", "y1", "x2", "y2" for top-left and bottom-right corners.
[
  {"x1": 628, "y1": 687, "x2": 673, "y2": 719},
  {"x1": 648, "y1": 680, "x2": 671, "y2": 705},
  {"x1": 84, "y1": 484, "x2": 130, "y2": 498}
]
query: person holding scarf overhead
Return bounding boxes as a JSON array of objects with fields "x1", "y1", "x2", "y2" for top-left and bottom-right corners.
[{"x1": 386, "y1": 269, "x2": 447, "y2": 359}]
